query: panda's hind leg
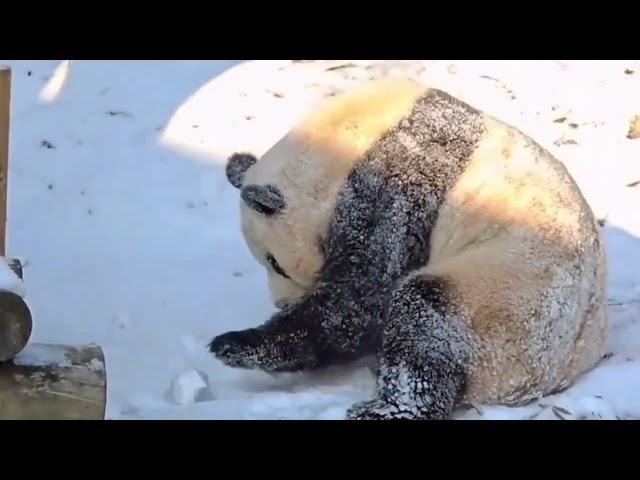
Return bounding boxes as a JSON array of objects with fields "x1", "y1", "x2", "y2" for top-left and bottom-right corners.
[{"x1": 347, "y1": 274, "x2": 472, "y2": 420}]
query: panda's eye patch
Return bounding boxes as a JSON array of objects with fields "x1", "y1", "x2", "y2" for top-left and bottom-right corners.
[{"x1": 266, "y1": 253, "x2": 290, "y2": 279}]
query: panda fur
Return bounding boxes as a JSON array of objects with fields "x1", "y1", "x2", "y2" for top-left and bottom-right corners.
[{"x1": 210, "y1": 77, "x2": 608, "y2": 420}]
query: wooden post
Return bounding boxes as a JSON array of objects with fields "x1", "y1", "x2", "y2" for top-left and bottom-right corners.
[
  {"x1": 0, "y1": 65, "x2": 107, "y2": 419},
  {"x1": 0, "y1": 66, "x2": 10, "y2": 257},
  {"x1": 0, "y1": 67, "x2": 29, "y2": 362},
  {"x1": 0, "y1": 67, "x2": 23, "y2": 279}
]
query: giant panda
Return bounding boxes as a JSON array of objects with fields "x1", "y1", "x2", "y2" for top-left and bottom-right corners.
[{"x1": 209, "y1": 77, "x2": 608, "y2": 420}]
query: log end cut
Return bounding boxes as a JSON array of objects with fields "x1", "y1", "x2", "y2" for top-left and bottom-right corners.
[{"x1": 0, "y1": 290, "x2": 32, "y2": 362}]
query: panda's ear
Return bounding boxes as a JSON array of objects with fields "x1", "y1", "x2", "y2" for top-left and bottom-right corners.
[
  {"x1": 226, "y1": 153, "x2": 257, "y2": 189},
  {"x1": 241, "y1": 184, "x2": 285, "y2": 216}
]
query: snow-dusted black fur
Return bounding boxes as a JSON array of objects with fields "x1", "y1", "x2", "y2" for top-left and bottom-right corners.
[
  {"x1": 347, "y1": 275, "x2": 471, "y2": 419},
  {"x1": 241, "y1": 184, "x2": 286, "y2": 216},
  {"x1": 210, "y1": 89, "x2": 486, "y2": 419},
  {"x1": 226, "y1": 153, "x2": 257, "y2": 189}
]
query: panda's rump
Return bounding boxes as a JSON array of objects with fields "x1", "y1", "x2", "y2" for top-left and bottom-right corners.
[
  {"x1": 416, "y1": 116, "x2": 607, "y2": 403},
  {"x1": 420, "y1": 239, "x2": 594, "y2": 404}
]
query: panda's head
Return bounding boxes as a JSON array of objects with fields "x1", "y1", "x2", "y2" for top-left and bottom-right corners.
[
  {"x1": 225, "y1": 141, "x2": 334, "y2": 309},
  {"x1": 226, "y1": 77, "x2": 427, "y2": 308}
]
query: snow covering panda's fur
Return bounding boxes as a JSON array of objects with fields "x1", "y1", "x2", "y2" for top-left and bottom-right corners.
[{"x1": 210, "y1": 77, "x2": 608, "y2": 420}]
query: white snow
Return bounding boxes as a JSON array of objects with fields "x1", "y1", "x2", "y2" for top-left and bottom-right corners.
[
  {"x1": 13, "y1": 343, "x2": 73, "y2": 368},
  {"x1": 1, "y1": 60, "x2": 638, "y2": 420},
  {"x1": 167, "y1": 369, "x2": 212, "y2": 406}
]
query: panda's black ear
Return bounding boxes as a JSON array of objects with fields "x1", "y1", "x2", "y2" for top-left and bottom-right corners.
[
  {"x1": 241, "y1": 184, "x2": 285, "y2": 216},
  {"x1": 226, "y1": 153, "x2": 257, "y2": 189}
]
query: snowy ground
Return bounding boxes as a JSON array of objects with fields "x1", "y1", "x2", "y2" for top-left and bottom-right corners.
[{"x1": 1, "y1": 60, "x2": 639, "y2": 420}]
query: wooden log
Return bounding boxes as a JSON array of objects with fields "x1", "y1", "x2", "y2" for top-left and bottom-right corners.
[
  {"x1": 0, "y1": 290, "x2": 32, "y2": 361},
  {"x1": 0, "y1": 66, "x2": 10, "y2": 257},
  {"x1": 0, "y1": 343, "x2": 106, "y2": 419},
  {"x1": 0, "y1": 258, "x2": 30, "y2": 361}
]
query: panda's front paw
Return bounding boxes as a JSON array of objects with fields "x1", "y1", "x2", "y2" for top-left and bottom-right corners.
[
  {"x1": 209, "y1": 326, "x2": 316, "y2": 372},
  {"x1": 209, "y1": 328, "x2": 264, "y2": 370},
  {"x1": 346, "y1": 399, "x2": 393, "y2": 420},
  {"x1": 346, "y1": 399, "x2": 416, "y2": 420}
]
